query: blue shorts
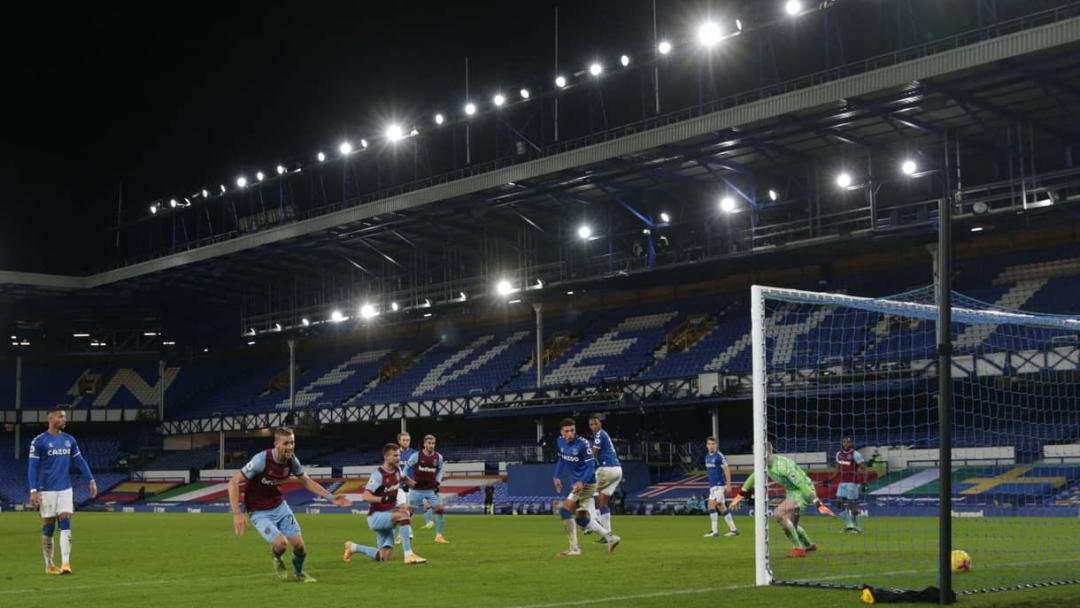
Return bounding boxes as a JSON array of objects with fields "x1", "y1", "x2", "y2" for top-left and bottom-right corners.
[
  {"x1": 409, "y1": 489, "x2": 441, "y2": 511},
  {"x1": 249, "y1": 501, "x2": 301, "y2": 543},
  {"x1": 837, "y1": 483, "x2": 861, "y2": 501},
  {"x1": 367, "y1": 511, "x2": 396, "y2": 549}
]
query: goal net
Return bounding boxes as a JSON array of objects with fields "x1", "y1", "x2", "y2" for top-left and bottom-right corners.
[{"x1": 750, "y1": 285, "x2": 1080, "y2": 595}]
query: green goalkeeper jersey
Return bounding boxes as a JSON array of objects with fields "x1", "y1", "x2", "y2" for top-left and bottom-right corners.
[{"x1": 742, "y1": 454, "x2": 817, "y2": 500}]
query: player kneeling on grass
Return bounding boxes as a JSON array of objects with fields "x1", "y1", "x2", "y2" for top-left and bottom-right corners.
[
  {"x1": 729, "y1": 441, "x2": 835, "y2": 558},
  {"x1": 344, "y1": 443, "x2": 427, "y2": 565},
  {"x1": 228, "y1": 427, "x2": 352, "y2": 582},
  {"x1": 703, "y1": 437, "x2": 738, "y2": 538},
  {"x1": 553, "y1": 418, "x2": 621, "y2": 557},
  {"x1": 404, "y1": 434, "x2": 449, "y2": 544}
]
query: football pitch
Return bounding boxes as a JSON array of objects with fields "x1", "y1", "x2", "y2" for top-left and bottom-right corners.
[{"x1": 1, "y1": 512, "x2": 1078, "y2": 608}]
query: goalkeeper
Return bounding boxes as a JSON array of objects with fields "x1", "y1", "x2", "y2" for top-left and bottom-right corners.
[{"x1": 729, "y1": 442, "x2": 835, "y2": 557}]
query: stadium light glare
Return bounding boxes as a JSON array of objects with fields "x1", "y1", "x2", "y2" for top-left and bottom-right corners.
[
  {"x1": 697, "y1": 21, "x2": 723, "y2": 47},
  {"x1": 385, "y1": 124, "x2": 405, "y2": 142},
  {"x1": 496, "y1": 280, "x2": 515, "y2": 296},
  {"x1": 836, "y1": 172, "x2": 853, "y2": 189},
  {"x1": 660, "y1": 212, "x2": 671, "y2": 223},
  {"x1": 720, "y1": 196, "x2": 737, "y2": 213},
  {"x1": 169, "y1": 199, "x2": 178, "y2": 208},
  {"x1": 534, "y1": 279, "x2": 544, "y2": 289},
  {"x1": 273, "y1": 323, "x2": 282, "y2": 332},
  {"x1": 620, "y1": 54, "x2": 630, "y2": 67},
  {"x1": 339, "y1": 142, "x2": 353, "y2": 155},
  {"x1": 276, "y1": 165, "x2": 286, "y2": 175},
  {"x1": 434, "y1": 113, "x2": 445, "y2": 125},
  {"x1": 410, "y1": 128, "x2": 419, "y2": 136},
  {"x1": 464, "y1": 102, "x2": 477, "y2": 116},
  {"x1": 317, "y1": 151, "x2": 326, "y2": 162},
  {"x1": 520, "y1": 88, "x2": 531, "y2": 100},
  {"x1": 150, "y1": 204, "x2": 158, "y2": 214},
  {"x1": 301, "y1": 318, "x2": 310, "y2": 327},
  {"x1": 360, "y1": 303, "x2": 378, "y2": 319},
  {"x1": 360, "y1": 139, "x2": 369, "y2": 149},
  {"x1": 901, "y1": 160, "x2": 918, "y2": 176},
  {"x1": 493, "y1": 93, "x2": 506, "y2": 107},
  {"x1": 236, "y1": 176, "x2": 248, "y2": 188},
  {"x1": 577, "y1": 225, "x2": 593, "y2": 240},
  {"x1": 220, "y1": 184, "x2": 227, "y2": 193},
  {"x1": 785, "y1": 0, "x2": 803, "y2": 16},
  {"x1": 73, "y1": 333, "x2": 90, "y2": 338},
  {"x1": 247, "y1": 340, "x2": 256, "y2": 346},
  {"x1": 391, "y1": 302, "x2": 400, "y2": 312},
  {"x1": 423, "y1": 313, "x2": 433, "y2": 318},
  {"x1": 423, "y1": 298, "x2": 432, "y2": 307},
  {"x1": 555, "y1": 75, "x2": 567, "y2": 88},
  {"x1": 658, "y1": 40, "x2": 673, "y2": 55},
  {"x1": 256, "y1": 171, "x2": 265, "y2": 182},
  {"x1": 459, "y1": 291, "x2": 467, "y2": 301},
  {"x1": 589, "y1": 62, "x2": 603, "y2": 77},
  {"x1": 201, "y1": 189, "x2": 209, "y2": 198},
  {"x1": 330, "y1": 310, "x2": 347, "y2": 323},
  {"x1": 971, "y1": 226, "x2": 985, "y2": 233}
]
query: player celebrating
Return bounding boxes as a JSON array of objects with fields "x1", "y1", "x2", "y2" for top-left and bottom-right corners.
[
  {"x1": 702, "y1": 436, "x2": 738, "y2": 538},
  {"x1": 27, "y1": 407, "x2": 97, "y2": 575},
  {"x1": 344, "y1": 443, "x2": 427, "y2": 565},
  {"x1": 395, "y1": 432, "x2": 416, "y2": 544},
  {"x1": 588, "y1": 415, "x2": 622, "y2": 538},
  {"x1": 553, "y1": 418, "x2": 621, "y2": 556},
  {"x1": 729, "y1": 442, "x2": 835, "y2": 557},
  {"x1": 835, "y1": 436, "x2": 867, "y2": 533},
  {"x1": 228, "y1": 427, "x2": 351, "y2": 582},
  {"x1": 404, "y1": 434, "x2": 449, "y2": 544}
]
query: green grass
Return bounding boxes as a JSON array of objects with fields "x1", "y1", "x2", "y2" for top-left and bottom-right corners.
[{"x1": 0, "y1": 512, "x2": 1078, "y2": 608}]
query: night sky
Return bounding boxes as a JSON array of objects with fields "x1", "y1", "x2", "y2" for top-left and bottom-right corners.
[
  {"x1": 2, "y1": 0, "x2": 723, "y2": 274},
  {"x1": 2, "y1": 0, "x2": 1045, "y2": 275}
]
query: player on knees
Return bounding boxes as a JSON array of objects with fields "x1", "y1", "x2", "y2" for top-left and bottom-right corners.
[
  {"x1": 228, "y1": 427, "x2": 351, "y2": 582},
  {"x1": 588, "y1": 416, "x2": 622, "y2": 541},
  {"x1": 344, "y1": 443, "x2": 427, "y2": 565},
  {"x1": 27, "y1": 407, "x2": 98, "y2": 575},
  {"x1": 702, "y1": 437, "x2": 738, "y2": 538},
  {"x1": 730, "y1": 442, "x2": 835, "y2": 558},
  {"x1": 835, "y1": 436, "x2": 867, "y2": 533},
  {"x1": 405, "y1": 434, "x2": 449, "y2": 544},
  {"x1": 552, "y1": 418, "x2": 621, "y2": 556}
]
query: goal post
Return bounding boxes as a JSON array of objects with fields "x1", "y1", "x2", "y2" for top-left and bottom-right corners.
[{"x1": 751, "y1": 283, "x2": 1080, "y2": 597}]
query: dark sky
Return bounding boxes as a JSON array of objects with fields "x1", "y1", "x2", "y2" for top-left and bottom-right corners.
[
  {"x1": 3, "y1": 0, "x2": 1048, "y2": 275},
  {"x1": 3, "y1": 0, "x2": 720, "y2": 275}
]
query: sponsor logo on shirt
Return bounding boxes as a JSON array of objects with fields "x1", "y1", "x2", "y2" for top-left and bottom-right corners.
[
  {"x1": 418, "y1": 466, "x2": 437, "y2": 473},
  {"x1": 47, "y1": 448, "x2": 72, "y2": 457}
]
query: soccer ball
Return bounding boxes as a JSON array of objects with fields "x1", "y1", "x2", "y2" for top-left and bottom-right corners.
[{"x1": 951, "y1": 549, "x2": 972, "y2": 573}]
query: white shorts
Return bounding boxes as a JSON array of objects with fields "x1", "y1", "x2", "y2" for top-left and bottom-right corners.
[
  {"x1": 38, "y1": 489, "x2": 74, "y2": 518},
  {"x1": 396, "y1": 488, "x2": 408, "y2": 507},
  {"x1": 596, "y1": 466, "x2": 623, "y2": 496},
  {"x1": 708, "y1": 486, "x2": 728, "y2": 503},
  {"x1": 567, "y1": 483, "x2": 598, "y2": 511}
]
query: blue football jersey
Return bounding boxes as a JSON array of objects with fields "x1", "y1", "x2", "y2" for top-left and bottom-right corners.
[
  {"x1": 399, "y1": 447, "x2": 417, "y2": 483},
  {"x1": 592, "y1": 429, "x2": 621, "y2": 467},
  {"x1": 28, "y1": 432, "x2": 94, "y2": 492},
  {"x1": 553, "y1": 436, "x2": 597, "y2": 484},
  {"x1": 705, "y1": 451, "x2": 728, "y2": 487}
]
